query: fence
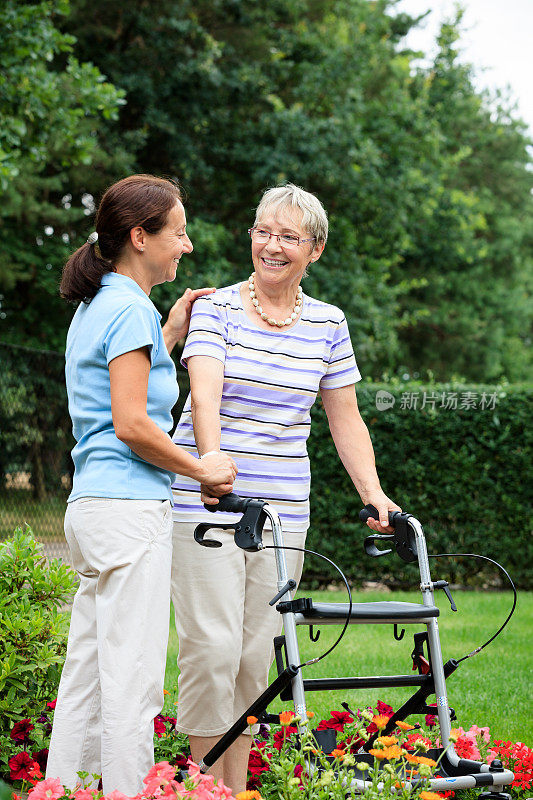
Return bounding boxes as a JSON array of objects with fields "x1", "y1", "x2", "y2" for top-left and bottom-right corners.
[
  {"x1": 0, "y1": 341, "x2": 190, "y2": 562},
  {"x1": 0, "y1": 341, "x2": 73, "y2": 560}
]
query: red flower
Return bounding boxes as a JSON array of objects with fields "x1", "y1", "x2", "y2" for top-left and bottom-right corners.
[
  {"x1": 10, "y1": 719, "x2": 35, "y2": 743},
  {"x1": 174, "y1": 753, "x2": 189, "y2": 769},
  {"x1": 248, "y1": 743, "x2": 270, "y2": 776},
  {"x1": 376, "y1": 701, "x2": 394, "y2": 718},
  {"x1": 317, "y1": 710, "x2": 354, "y2": 732},
  {"x1": 31, "y1": 750, "x2": 49, "y2": 773},
  {"x1": 425, "y1": 703, "x2": 437, "y2": 728},
  {"x1": 273, "y1": 725, "x2": 297, "y2": 750},
  {"x1": 153, "y1": 715, "x2": 167, "y2": 738},
  {"x1": 46, "y1": 700, "x2": 57, "y2": 711},
  {"x1": 9, "y1": 751, "x2": 36, "y2": 781}
]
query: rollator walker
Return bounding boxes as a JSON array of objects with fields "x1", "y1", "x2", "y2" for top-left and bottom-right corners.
[{"x1": 190, "y1": 493, "x2": 515, "y2": 795}]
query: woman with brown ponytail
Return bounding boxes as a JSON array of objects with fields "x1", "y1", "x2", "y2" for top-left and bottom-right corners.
[{"x1": 45, "y1": 175, "x2": 237, "y2": 795}]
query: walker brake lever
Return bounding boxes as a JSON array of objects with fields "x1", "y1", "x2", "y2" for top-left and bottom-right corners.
[
  {"x1": 193, "y1": 523, "x2": 236, "y2": 548},
  {"x1": 433, "y1": 580, "x2": 458, "y2": 612},
  {"x1": 364, "y1": 533, "x2": 394, "y2": 558}
]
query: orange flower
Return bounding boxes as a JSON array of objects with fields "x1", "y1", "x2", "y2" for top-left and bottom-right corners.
[
  {"x1": 247, "y1": 716, "x2": 258, "y2": 725},
  {"x1": 163, "y1": 689, "x2": 170, "y2": 696},
  {"x1": 372, "y1": 715, "x2": 390, "y2": 730},
  {"x1": 369, "y1": 749, "x2": 387, "y2": 760},
  {"x1": 397, "y1": 720, "x2": 415, "y2": 731},
  {"x1": 416, "y1": 756, "x2": 437, "y2": 767},
  {"x1": 235, "y1": 792, "x2": 262, "y2": 800},
  {"x1": 394, "y1": 781, "x2": 405, "y2": 789},
  {"x1": 331, "y1": 749, "x2": 345, "y2": 760},
  {"x1": 377, "y1": 736, "x2": 398, "y2": 746},
  {"x1": 279, "y1": 711, "x2": 295, "y2": 726},
  {"x1": 419, "y1": 792, "x2": 442, "y2": 800},
  {"x1": 382, "y1": 745, "x2": 403, "y2": 760},
  {"x1": 307, "y1": 711, "x2": 315, "y2": 718},
  {"x1": 404, "y1": 753, "x2": 420, "y2": 764}
]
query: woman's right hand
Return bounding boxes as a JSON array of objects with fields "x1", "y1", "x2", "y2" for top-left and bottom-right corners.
[{"x1": 198, "y1": 451, "x2": 237, "y2": 488}]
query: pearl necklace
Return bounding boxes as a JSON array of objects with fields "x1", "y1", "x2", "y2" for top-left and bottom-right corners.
[{"x1": 248, "y1": 273, "x2": 303, "y2": 327}]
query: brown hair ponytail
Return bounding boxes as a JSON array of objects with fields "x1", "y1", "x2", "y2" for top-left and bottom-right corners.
[{"x1": 60, "y1": 174, "x2": 182, "y2": 303}]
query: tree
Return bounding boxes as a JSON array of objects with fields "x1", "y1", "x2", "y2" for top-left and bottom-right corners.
[
  {"x1": 394, "y1": 12, "x2": 533, "y2": 381},
  {"x1": 0, "y1": 0, "x2": 127, "y2": 348}
]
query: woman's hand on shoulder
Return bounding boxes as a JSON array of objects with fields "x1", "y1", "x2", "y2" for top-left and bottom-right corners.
[
  {"x1": 361, "y1": 489, "x2": 402, "y2": 533},
  {"x1": 162, "y1": 287, "x2": 215, "y2": 351}
]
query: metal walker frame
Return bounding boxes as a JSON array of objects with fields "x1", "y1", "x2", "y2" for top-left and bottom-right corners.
[{"x1": 191, "y1": 494, "x2": 514, "y2": 794}]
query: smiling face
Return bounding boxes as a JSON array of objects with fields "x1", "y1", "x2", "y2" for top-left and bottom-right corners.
[
  {"x1": 144, "y1": 200, "x2": 193, "y2": 286},
  {"x1": 251, "y1": 207, "x2": 324, "y2": 292}
]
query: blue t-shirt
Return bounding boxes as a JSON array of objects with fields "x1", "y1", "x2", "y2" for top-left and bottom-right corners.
[{"x1": 66, "y1": 272, "x2": 179, "y2": 502}]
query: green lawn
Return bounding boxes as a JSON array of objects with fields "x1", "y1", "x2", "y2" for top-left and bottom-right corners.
[{"x1": 165, "y1": 590, "x2": 532, "y2": 745}]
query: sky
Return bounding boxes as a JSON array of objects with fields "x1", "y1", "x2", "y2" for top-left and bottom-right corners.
[{"x1": 395, "y1": 0, "x2": 533, "y2": 134}]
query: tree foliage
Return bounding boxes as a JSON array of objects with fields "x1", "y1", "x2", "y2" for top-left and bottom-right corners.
[
  {"x1": 0, "y1": 0, "x2": 127, "y2": 348},
  {"x1": 0, "y1": 0, "x2": 531, "y2": 380}
]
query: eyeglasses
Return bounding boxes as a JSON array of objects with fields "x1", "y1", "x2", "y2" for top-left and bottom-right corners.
[{"x1": 248, "y1": 227, "x2": 316, "y2": 248}]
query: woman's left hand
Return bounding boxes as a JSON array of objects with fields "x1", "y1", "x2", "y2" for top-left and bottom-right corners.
[
  {"x1": 361, "y1": 489, "x2": 402, "y2": 533},
  {"x1": 163, "y1": 287, "x2": 215, "y2": 350}
]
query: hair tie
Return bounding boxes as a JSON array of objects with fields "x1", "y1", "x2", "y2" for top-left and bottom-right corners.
[{"x1": 87, "y1": 232, "x2": 98, "y2": 245}]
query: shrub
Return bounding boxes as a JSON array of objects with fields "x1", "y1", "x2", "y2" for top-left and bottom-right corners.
[
  {"x1": 307, "y1": 381, "x2": 532, "y2": 588},
  {"x1": 0, "y1": 528, "x2": 77, "y2": 779}
]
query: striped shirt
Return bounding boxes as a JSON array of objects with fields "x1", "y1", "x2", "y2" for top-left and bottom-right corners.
[{"x1": 171, "y1": 283, "x2": 361, "y2": 530}]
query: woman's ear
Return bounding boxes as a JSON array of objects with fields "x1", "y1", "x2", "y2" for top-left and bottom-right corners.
[
  {"x1": 130, "y1": 226, "x2": 145, "y2": 253},
  {"x1": 309, "y1": 241, "x2": 326, "y2": 263}
]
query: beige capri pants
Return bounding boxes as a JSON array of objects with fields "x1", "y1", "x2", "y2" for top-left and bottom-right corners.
[{"x1": 171, "y1": 521, "x2": 306, "y2": 736}]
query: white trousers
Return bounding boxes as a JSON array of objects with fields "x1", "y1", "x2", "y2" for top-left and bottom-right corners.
[
  {"x1": 46, "y1": 498, "x2": 172, "y2": 795},
  {"x1": 171, "y1": 521, "x2": 306, "y2": 736}
]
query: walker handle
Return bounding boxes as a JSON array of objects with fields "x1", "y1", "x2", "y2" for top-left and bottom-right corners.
[
  {"x1": 205, "y1": 492, "x2": 250, "y2": 513},
  {"x1": 359, "y1": 504, "x2": 400, "y2": 527}
]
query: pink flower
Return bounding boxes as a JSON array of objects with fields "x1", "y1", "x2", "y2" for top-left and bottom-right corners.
[
  {"x1": 27, "y1": 777, "x2": 65, "y2": 800},
  {"x1": 74, "y1": 790, "x2": 95, "y2": 800},
  {"x1": 469, "y1": 725, "x2": 490, "y2": 744},
  {"x1": 103, "y1": 791, "x2": 131, "y2": 800},
  {"x1": 143, "y1": 761, "x2": 176, "y2": 795}
]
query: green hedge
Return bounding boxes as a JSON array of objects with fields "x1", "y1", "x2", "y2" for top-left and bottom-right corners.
[{"x1": 306, "y1": 381, "x2": 532, "y2": 590}]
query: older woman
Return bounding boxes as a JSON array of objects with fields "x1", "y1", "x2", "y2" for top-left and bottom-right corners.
[
  {"x1": 46, "y1": 175, "x2": 237, "y2": 795},
  {"x1": 170, "y1": 183, "x2": 400, "y2": 792}
]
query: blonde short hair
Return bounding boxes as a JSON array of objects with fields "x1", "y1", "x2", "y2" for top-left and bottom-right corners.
[{"x1": 254, "y1": 183, "x2": 328, "y2": 244}]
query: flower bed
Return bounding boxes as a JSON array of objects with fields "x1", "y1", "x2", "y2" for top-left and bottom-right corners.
[{"x1": 5, "y1": 700, "x2": 532, "y2": 800}]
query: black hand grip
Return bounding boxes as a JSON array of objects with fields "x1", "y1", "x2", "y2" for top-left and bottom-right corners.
[
  {"x1": 205, "y1": 492, "x2": 249, "y2": 513},
  {"x1": 359, "y1": 503, "x2": 397, "y2": 527}
]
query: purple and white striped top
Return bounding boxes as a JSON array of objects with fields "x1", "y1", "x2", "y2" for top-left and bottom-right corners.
[{"x1": 171, "y1": 283, "x2": 361, "y2": 531}]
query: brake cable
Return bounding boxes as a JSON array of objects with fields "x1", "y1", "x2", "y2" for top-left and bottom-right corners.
[
  {"x1": 429, "y1": 552, "x2": 517, "y2": 663},
  {"x1": 265, "y1": 545, "x2": 352, "y2": 668}
]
